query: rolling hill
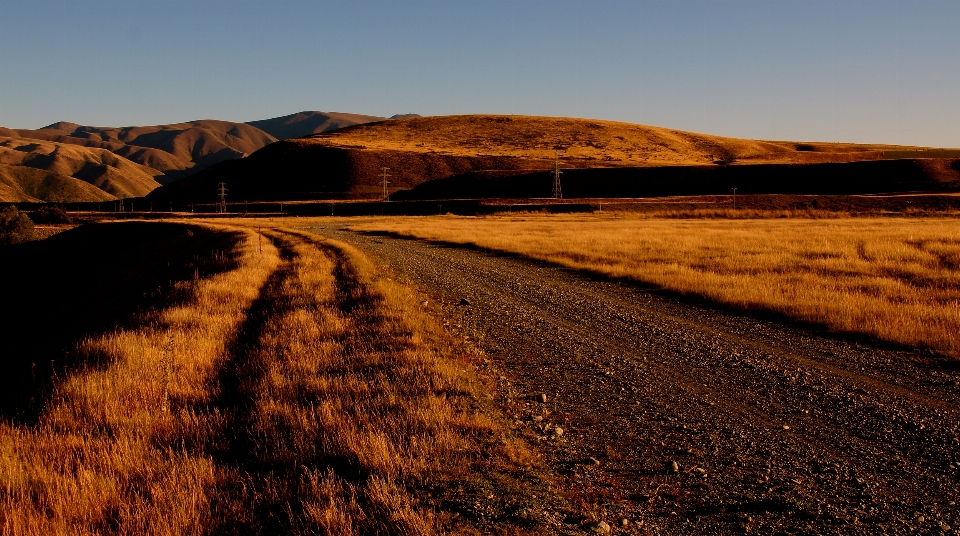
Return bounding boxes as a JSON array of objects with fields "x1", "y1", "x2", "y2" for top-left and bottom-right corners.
[
  {"x1": 148, "y1": 114, "x2": 958, "y2": 203},
  {"x1": 7, "y1": 120, "x2": 278, "y2": 181},
  {"x1": 0, "y1": 164, "x2": 115, "y2": 203},
  {"x1": 0, "y1": 111, "x2": 399, "y2": 202},
  {"x1": 246, "y1": 111, "x2": 386, "y2": 140},
  {"x1": 0, "y1": 137, "x2": 161, "y2": 202},
  {"x1": 309, "y1": 115, "x2": 931, "y2": 166}
]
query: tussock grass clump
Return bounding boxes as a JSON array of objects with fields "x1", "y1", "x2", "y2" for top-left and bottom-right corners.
[{"x1": 350, "y1": 215, "x2": 960, "y2": 357}]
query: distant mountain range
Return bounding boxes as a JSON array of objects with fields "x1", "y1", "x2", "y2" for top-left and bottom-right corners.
[
  {"x1": 0, "y1": 111, "x2": 410, "y2": 202},
  {"x1": 5, "y1": 112, "x2": 956, "y2": 204}
]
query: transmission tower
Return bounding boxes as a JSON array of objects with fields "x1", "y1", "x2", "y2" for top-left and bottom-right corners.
[
  {"x1": 217, "y1": 182, "x2": 228, "y2": 213},
  {"x1": 381, "y1": 167, "x2": 391, "y2": 201},
  {"x1": 552, "y1": 151, "x2": 563, "y2": 199}
]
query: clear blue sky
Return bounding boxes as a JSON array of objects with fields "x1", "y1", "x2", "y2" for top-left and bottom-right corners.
[{"x1": 1, "y1": 0, "x2": 957, "y2": 146}]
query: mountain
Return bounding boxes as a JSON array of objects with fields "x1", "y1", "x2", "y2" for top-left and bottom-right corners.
[
  {"x1": 0, "y1": 111, "x2": 396, "y2": 202},
  {"x1": 246, "y1": 111, "x2": 386, "y2": 140},
  {"x1": 0, "y1": 137, "x2": 161, "y2": 202},
  {"x1": 148, "y1": 114, "x2": 951, "y2": 203},
  {"x1": 0, "y1": 164, "x2": 116, "y2": 203},
  {"x1": 28, "y1": 119, "x2": 277, "y2": 181}
]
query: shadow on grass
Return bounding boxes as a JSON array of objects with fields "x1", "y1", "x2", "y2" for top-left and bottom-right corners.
[
  {"x1": 206, "y1": 235, "x2": 375, "y2": 535},
  {"x1": 0, "y1": 221, "x2": 242, "y2": 424}
]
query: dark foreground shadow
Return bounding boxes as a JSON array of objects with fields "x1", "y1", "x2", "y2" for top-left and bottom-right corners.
[{"x1": 0, "y1": 221, "x2": 242, "y2": 424}]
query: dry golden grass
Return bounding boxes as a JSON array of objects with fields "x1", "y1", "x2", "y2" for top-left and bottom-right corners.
[
  {"x1": 204, "y1": 225, "x2": 557, "y2": 534},
  {"x1": 349, "y1": 215, "x2": 960, "y2": 358},
  {"x1": 0, "y1": 224, "x2": 278, "y2": 534},
  {"x1": 308, "y1": 114, "x2": 933, "y2": 167},
  {"x1": 1, "y1": 221, "x2": 559, "y2": 534}
]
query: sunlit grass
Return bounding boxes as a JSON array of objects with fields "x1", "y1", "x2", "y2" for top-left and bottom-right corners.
[
  {"x1": 349, "y1": 215, "x2": 960, "y2": 357},
  {"x1": 1, "y1": 221, "x2": 558, "y2": 534},
  {"x1": 0, "y1": 224, "x2": 278, "y2": 534}
]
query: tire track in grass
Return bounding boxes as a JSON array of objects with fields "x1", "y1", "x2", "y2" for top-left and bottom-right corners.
[
  {"x1": 206, "y1": 231, "x2": 396, "y2": 534},
  {"x1": 205, "y1": 232, "x2": 301, "y2": 534},
  {"x1": 202, "y1": 226, "x2": 575, "y2": 535}
]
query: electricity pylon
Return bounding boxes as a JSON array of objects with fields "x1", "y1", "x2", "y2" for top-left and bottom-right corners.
[
  {"x1": 552, "y1": 151, "x2": 563, "y2": 199},
  {"x1": 381, "y1": 167, "x2": 391, "y2": 201},
  {"x1": 217, "y1": 182, "x2": 228, "y2": 213}
]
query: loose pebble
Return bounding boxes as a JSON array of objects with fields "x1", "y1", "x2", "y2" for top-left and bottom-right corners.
[{"x1": 582, "y1": 520, "x2": 611, "y2": 534}]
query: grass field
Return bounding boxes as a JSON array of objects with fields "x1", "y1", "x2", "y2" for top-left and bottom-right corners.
[
  {"x1": 1, "y1": 221, "x2": 562, "y2": 535},
  {"x1": 349, "y1": 215, "x2": 960, "y2": 358}
]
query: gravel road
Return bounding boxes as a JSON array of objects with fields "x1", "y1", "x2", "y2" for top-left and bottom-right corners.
[{"x1": 311, "y1": 225, "x2": 960, "y2": 535}]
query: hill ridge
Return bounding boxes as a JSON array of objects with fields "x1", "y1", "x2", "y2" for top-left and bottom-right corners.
[
  {"x1": 246, "y1": 111, "x2": 387, "y2": 140},
  {"x1": 148, "y1": 114, "x2": 960, "y2": 203}
]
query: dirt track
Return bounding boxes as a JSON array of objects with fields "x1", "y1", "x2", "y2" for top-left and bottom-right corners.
[{"x1": 313, "y1": 225, "x2": 960, "y2": 535}]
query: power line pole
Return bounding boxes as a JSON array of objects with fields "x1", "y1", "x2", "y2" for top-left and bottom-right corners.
[
  {"x1": 552, "y1": 151, "x2": 563, "y2": 199},
  {"x1": 217, "y1": 182, "x2": 228, "y2": 214},
  {"x1": 732, "y1": 187, "x2": 738, "y2": 210},
  {"x1": 381, "y1": 167, "x2": 391, "y2": 201}
]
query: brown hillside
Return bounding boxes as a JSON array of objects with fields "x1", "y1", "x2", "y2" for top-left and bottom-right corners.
[
  {"x1": 312, "y1": 115, "x2": 933, "y2": 167},
  {"x1": 147, "y1": 114, "x2": 959, "y2": 203},
  {"x1": 0, "y1": 129, "x2": 185, "y2": 182},
  {"x1": 0, "y1": 164, "x2": 116, "y2": 202},
  {"x1": 69, "y1": 120, "x2": 277, "y2": 170},
  {"x1": 2, "y1": 119, "x2": 278, "y2": 182},
  {"x1": 247, "y1": 111, "x2": 385, "y2": 140},
  {"x1": 0, "y1": 137, "x2": 160, "y2": 201},
  {"x1": 39, "y1": 121, "x2": 83, "y2": 133}
]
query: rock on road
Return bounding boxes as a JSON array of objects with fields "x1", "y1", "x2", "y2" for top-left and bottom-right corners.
[{"x1": 312, "y1": 225, "x2": 960, "y2": 535}]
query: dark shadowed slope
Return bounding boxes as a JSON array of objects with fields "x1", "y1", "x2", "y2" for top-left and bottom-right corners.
[{"x1": 394, "y1": 158, "x2": 960, "y2": 199}]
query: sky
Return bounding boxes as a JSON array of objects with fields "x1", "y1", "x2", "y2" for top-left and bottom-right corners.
[{"x1": 0, "y1": 0, "x2": 958, "y2": 147}]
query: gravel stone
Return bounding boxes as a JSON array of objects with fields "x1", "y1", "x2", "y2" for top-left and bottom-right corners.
[{"x1": 582, "y1": 520, "x2": 611, "y2": 534}]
